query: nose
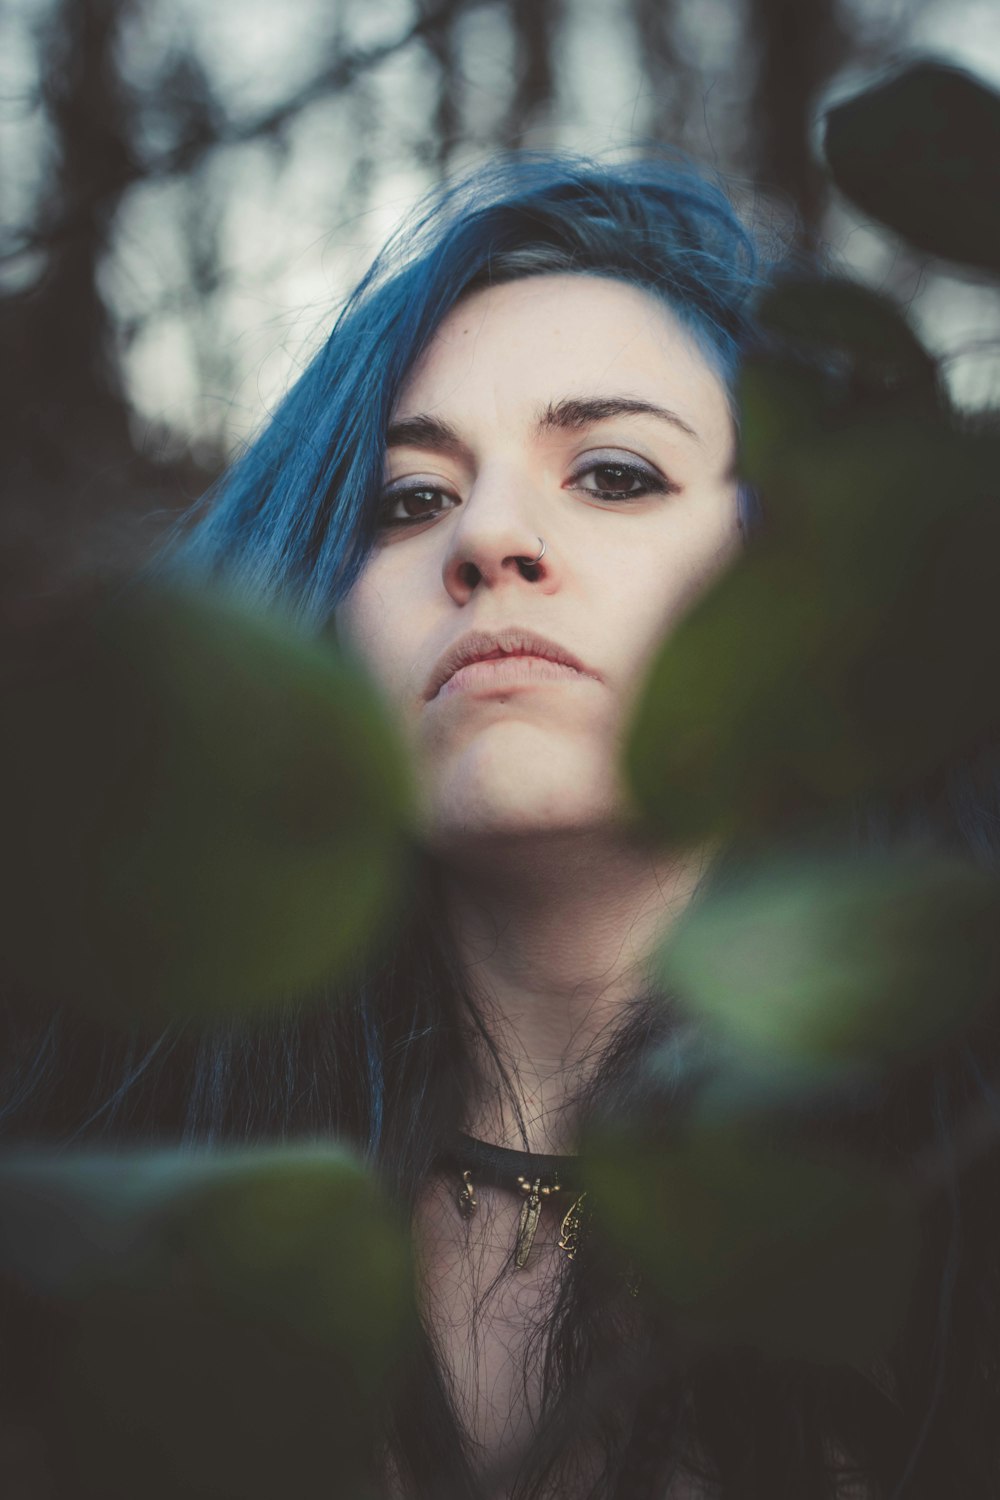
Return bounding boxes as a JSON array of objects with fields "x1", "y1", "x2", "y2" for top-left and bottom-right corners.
[{"x1": 441, "y1": 462, "x2": 554, "y2": 603}]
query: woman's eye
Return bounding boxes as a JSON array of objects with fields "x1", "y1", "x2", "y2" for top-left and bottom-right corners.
[
  {"x1": 569, "y1": 456, "x2": 676, "y2": 502},
  {"x1": 378, "y1": 484, "x2": 458, "y2": 529}
]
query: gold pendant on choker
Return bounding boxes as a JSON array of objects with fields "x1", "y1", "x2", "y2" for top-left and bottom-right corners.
[
  {"x1": 457, "y1": 1169, "x2": 477, "y2": 1218},
  {"x1": 558, "y1": 1192, "x2": 587, "y2": 1261},
  {"x1": 515, "y1": 1176, "x2": 543, "y2": 1268}
]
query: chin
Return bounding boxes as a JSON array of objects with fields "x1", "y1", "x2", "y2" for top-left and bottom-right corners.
[{"x1": 418, "y1": 764, "x2": 623, "y2": 851}]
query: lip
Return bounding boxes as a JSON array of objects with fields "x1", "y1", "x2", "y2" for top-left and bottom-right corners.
[
  {"x1": 424, "y1": 627, "x2": 600, "y2": 701},
  {"x1": 437, "y1": 655, "x2": 591, "y2": 699}
]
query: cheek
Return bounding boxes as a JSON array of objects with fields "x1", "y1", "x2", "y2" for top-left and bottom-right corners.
[
  {"x1": 671, "y1": 480, "x2": 741, "y2": 575},
  {"x1": 337, "y1": 562, "x2": 439, "y2": 726},
  {"x1": 618, "y1": 496, "x2": 740, "y2": 679},
  {"x1": 334, "y1": 574, "x2": 401, "y2": 695}
]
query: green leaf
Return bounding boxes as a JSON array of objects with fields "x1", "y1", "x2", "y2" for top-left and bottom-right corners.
[
  {"x1": 756, "y1": 277, "x2": 939, "y2": 397},
  {"x1": 2, "y1": 587, "x2": 416, "y2": 1024},
  {"x1": 0, "y1": 1145, "x2": 413, "y2": 1499},
  {"x1": 626, "y1": 418, "x2": 1000, "y2": 842},
  {"x1": 623, "y1": 550, "x2": 843, "y2": 842},
  {"x1": 657, "y1": 848, "x2": 1000, "y2": 1067},
  {"x1": 587, "y1": 1121, "x2": 919, "y2": 1363},
  {"x1": 824, "y1": 61, "x2": 1000, "y2": 273},
  {"x1": 737, "y1": 356, "x2": 831, "y2": 495}
]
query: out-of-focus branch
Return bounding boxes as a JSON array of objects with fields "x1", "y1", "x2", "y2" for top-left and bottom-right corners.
[
  {"x1": 745, "y1": 0, "x2": 848, "y2": 243},
  {"x1": 630, "y1": 0, "x2": 696, "y2": 146},
  {"x1": 502, "y1": 0, "x2": 561, "y2": 145},
  {"x1": 416, "y1": 0, "x2": 465, "y2": 170},
  {"x1": 1, "y1": 0, "x2": 135, "y2": 493},
  {"x1": 2, "y1": 0, "x2": 494, "y2": 267}
]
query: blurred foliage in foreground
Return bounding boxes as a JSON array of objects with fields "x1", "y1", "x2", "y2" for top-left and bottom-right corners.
[
  {"x1": 2, "y1": 587, "x2": 415, "y2": 1024},
  {"x1": 2, "y1": 55, "x2": 1000, "y2": 1497},
  {"x1": 0, "y1": 1147, "x2": 412, "y2": 1498},
  {"x1": 609, "y1": 58, "x2": 1000, "y2": 1366}
]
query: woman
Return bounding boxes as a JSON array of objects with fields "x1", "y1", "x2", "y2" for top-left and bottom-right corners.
[
  {"x1": 181, "y1": 156, "x2": 762, "y2": 1494},
  {"x1": 334, "y1": 230, "x2": 739, "y2": 1491},
  {"x1": 7, "y1": 156, "x2": 1000, "y2": 1498}
]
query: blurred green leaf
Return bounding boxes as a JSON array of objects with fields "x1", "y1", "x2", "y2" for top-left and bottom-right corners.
[
  {"x1": 743, "y1": 404, "x2": 957, "y2": 550},
  {"x1": 587, "y1": 1120, "x2": 919, "y2": 1363},
  {"x1": 756, "y1": 277, "x2": 939, "y2": 399},
  {"x1": 624, "y1": 550, "x2": 842, "y2": 842},
  {"x1": 0, "y1": 1145, "x2": 412, "y2": 1499},
  {"x1": 824, "y1": 61, "x2": 1000, "y2": 273},
  {"x1": 755, "y1": 418, "x2": 1000, "y2": 778},
  {"x1": 656, "y1": 848, "x2": 1000, "y2": 1067},
  {"x1": 2, "y1": 587, "x2": 416, "y2": 1024},
  {"x1": 738, "y1": 356, "x2": 830, "y2": 493},
  {"x1": 627, "y1": 412, "x2": 1000, "y2": 842}
]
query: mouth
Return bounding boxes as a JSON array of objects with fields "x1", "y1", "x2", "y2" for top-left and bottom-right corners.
[
  {"x1": 435, "y1": 653, "x2": 590, "y2": 699},
  {"x1": 425, "y1": 628, "x2": 599, "y2": 701}
]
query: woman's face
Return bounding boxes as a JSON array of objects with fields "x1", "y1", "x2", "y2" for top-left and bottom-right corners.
[{"x1": 336, "y1": 274, "x2": 739, "y2": 853}]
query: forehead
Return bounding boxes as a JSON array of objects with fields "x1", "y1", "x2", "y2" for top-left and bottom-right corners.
[{"x1": 395, "y1": 274, "x2": 733, "y2": 444}]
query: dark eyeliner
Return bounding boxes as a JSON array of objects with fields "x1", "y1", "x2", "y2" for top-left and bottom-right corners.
[
  {"x1": 378, "y1": 481, "x2": 456, "y2": 529},
  {"x1": 568, "y1": 453, "x2": 678, "y2": 502}
]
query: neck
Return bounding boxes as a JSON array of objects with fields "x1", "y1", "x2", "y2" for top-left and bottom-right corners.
[{"x1": 431, "y1": 828, "x2": 712, "y2": 1155}]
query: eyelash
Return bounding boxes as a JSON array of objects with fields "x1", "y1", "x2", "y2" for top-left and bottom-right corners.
[{"x1": 378, "y1": 456, "x2": 678, "y2": 530}]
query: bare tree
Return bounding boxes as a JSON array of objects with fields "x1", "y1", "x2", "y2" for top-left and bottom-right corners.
[
  {"x1": 417, "y1": 0, "x2": 465, "y2": 171},
  {"x1": 3, "y1": 0, "x2": 137, "y2": 522},
  {"x1": 630, "y1": 0, "x2": 699, "y2": 148},
  {"x1": 744, "y1": 0, "x2": 848, "y2": 242},
  {"x1": 503, "y1": 0, "x2": 562, "y2": 145}
]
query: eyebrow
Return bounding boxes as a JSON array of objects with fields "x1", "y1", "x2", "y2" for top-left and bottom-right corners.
[
  {"x1": 385, "y1": 395, "x2": 700, "y2": 460},
  {"x1": 536, "y1": 396, "x2": 700, "y2": 442}
]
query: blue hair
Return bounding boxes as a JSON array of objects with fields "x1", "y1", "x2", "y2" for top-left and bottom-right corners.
[{"x1": 171, "y1": 153, "x2": 774, "y2": 620}]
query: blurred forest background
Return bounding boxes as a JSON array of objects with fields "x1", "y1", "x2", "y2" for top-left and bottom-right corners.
[{"x1": 4, "y1": 0, "x2": 1000, "y2": 599}]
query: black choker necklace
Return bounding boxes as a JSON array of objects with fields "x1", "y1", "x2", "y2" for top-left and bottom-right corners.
[{"x1": 437, "y1": 1131, "x2": 587, "y2": 1269}]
